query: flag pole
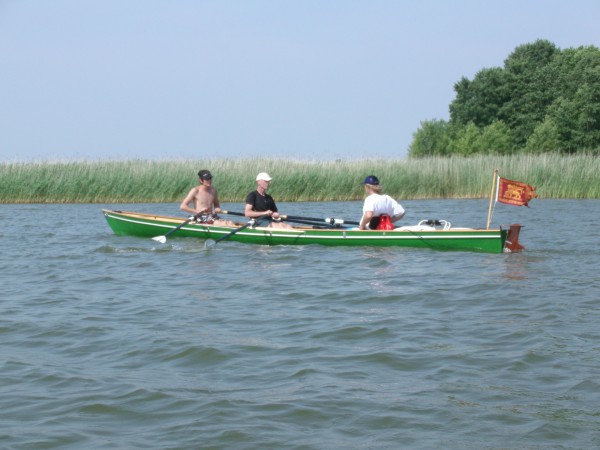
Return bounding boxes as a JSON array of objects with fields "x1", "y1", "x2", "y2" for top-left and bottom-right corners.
[{"x1": 486, "y1": 169, "x2": 498, "y2": 229}]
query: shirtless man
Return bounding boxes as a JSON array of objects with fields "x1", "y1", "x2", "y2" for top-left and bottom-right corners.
[{"x1": 180, "y1": 170, "x2": 235, "y2": 226}]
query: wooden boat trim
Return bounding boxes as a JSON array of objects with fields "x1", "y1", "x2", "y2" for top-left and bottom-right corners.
[{"x1": 104, "y1": 211, "x2": 500, "y2": 240}]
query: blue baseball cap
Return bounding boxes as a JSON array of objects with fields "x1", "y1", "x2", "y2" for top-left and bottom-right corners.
[
  {"x1": 198, "y1": 169, "x2": 213, "y2": 180},
  {"x1": 361, "y1": 175, "x2": 379, "y2": 185}
]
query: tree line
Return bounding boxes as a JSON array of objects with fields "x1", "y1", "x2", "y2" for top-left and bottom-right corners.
[{"x1": 409, "y1": 39, "x2": 600, "y2": 157}]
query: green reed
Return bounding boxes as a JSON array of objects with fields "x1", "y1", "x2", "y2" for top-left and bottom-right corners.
[{"x1": 0, "y1": 154, "x2": 598, "y2": 204}]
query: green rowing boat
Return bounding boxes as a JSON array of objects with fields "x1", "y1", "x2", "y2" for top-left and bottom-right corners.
[{"x1": 102, "y1": 209, "x2": 524, "y2": 253}]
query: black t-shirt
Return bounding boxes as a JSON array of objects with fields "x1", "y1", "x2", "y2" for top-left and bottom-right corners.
[{"x1": 245, "y1": 190, "x2": 278, "y2": 212}]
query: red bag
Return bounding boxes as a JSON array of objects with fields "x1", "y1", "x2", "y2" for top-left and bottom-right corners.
[{"x1": 375, "y1": 214, "x2": 394, "y2": 230}]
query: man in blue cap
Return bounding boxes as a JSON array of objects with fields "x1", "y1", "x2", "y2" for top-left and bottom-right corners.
[{"x1": 358, "y1": 175, "x2": 405, "y2": 230}]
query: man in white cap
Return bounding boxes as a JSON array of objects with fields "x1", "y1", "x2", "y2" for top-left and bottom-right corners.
[{"x1": 244, "y1": 172, "x2": 292, "y2": 228}]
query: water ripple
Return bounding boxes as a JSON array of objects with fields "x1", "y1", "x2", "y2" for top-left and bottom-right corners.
[{"x1": 1, "y1": 201, "x2": 599, "y2": 449}]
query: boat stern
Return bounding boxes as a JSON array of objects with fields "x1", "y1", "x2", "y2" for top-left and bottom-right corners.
[{"x1": 503, "y1": 224, "x2": 525, "y2": 253}]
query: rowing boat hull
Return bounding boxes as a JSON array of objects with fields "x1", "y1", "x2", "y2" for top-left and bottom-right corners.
[{"x1": 102, "y1": 209, "x2": 519, "y2": 253}]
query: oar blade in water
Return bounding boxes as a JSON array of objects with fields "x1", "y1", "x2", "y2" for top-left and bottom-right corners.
[{"x1": 152, "y1": 235, "x2": 167, "y2": 244}]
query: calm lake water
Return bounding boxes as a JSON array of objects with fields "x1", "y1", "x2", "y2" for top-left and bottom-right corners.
[{"x1": 1, "y1": 199, "x2": 599, "y2": 449}]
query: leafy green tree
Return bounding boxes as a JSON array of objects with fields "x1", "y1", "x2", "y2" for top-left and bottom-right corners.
[
  {"x1": 547, "y1": 97, "x2": 578, "y2": 152},
  {"x1": 478, "y1": 120, "x2": 514, "y2": 154},
  {"x1": 503, "y1": 39, "x2": 558, "y2": 75},
  {"x1": 450, "y1": 122, "x2": 481, "y2": 155},
  {"x1": 408, "y1": 119, "x2": 451, "y2": 157},
  {"x1": 571, "y1": 67, "x2": 600, "y2": 149},
  {"x1": 550, "y1": 46, "x2": 600, "y2": 100},
  {"x1": 450, "y1": 67, "x2": 507, "y2": 127},
  {"x1": 499, "y1": 40, "x2": 559, "y2": 145},
  {"x1": 410, "y1": 40, "x2": 600, "y2": 157},
  {"x1": 524, "y1": 117, "x2": 561, "y2": 153}
]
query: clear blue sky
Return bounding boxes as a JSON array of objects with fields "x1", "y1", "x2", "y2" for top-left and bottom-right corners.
[{"x1": 1, "y1": 0, "x2": 599, "y2": 162}]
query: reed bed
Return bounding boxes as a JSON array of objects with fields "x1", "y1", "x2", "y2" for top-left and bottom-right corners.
[{"x1": 0, "y1": 154, "x2": 598, "y2": 204}]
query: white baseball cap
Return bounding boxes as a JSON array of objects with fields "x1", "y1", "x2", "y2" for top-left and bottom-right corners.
[{"x1": 256, "y1": 172, "x2": 272, "y2": 181}]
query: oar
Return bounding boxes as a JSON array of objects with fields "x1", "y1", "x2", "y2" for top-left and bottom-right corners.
[
  {"x1": 152, "y1": 215, "x2": 198, "y2": 244},
  {"x1": 274, "y1": 217, "x2": 345, "y2": 228},
  {"x1": 204, "y1": 215, "x2": 268, "y2": 249},
  {"x1": 220, "y1": 210, "x2": 245, "y2": 217},
  {"x1": 221, "y1": 210, "x2": 359, "y2": 226},
  {"x1": 280, "y1": 214, "x2": 360, "y2": 226}
]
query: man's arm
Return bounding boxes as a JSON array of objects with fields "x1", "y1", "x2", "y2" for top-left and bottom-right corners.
[
  {"x1": 212, "y1": 188, "x2": 222, "y2": 213},
  {"x1": 180, "y1": 188, "x2": 199, "y2": 215},
  {"x1": 245, "y1": 203, "x2": 273, "y2": 218},
  {"x1": 359, "y1": 211, "x2": 373, "y2": 230}
]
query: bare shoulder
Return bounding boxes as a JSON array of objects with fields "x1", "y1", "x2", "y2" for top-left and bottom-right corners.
[{"x1": 182, "y1": 186, "x2": 199, "y2": 200}]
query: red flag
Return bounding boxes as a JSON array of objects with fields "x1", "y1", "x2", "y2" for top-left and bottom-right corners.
[{"x1": 496, "y1": 177, "x2": 537, "y2": 206}]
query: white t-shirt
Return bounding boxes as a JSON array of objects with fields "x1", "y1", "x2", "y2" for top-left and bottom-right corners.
[{"x1": 363, "y1": 194, "x2": 405, "y2": 218}]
